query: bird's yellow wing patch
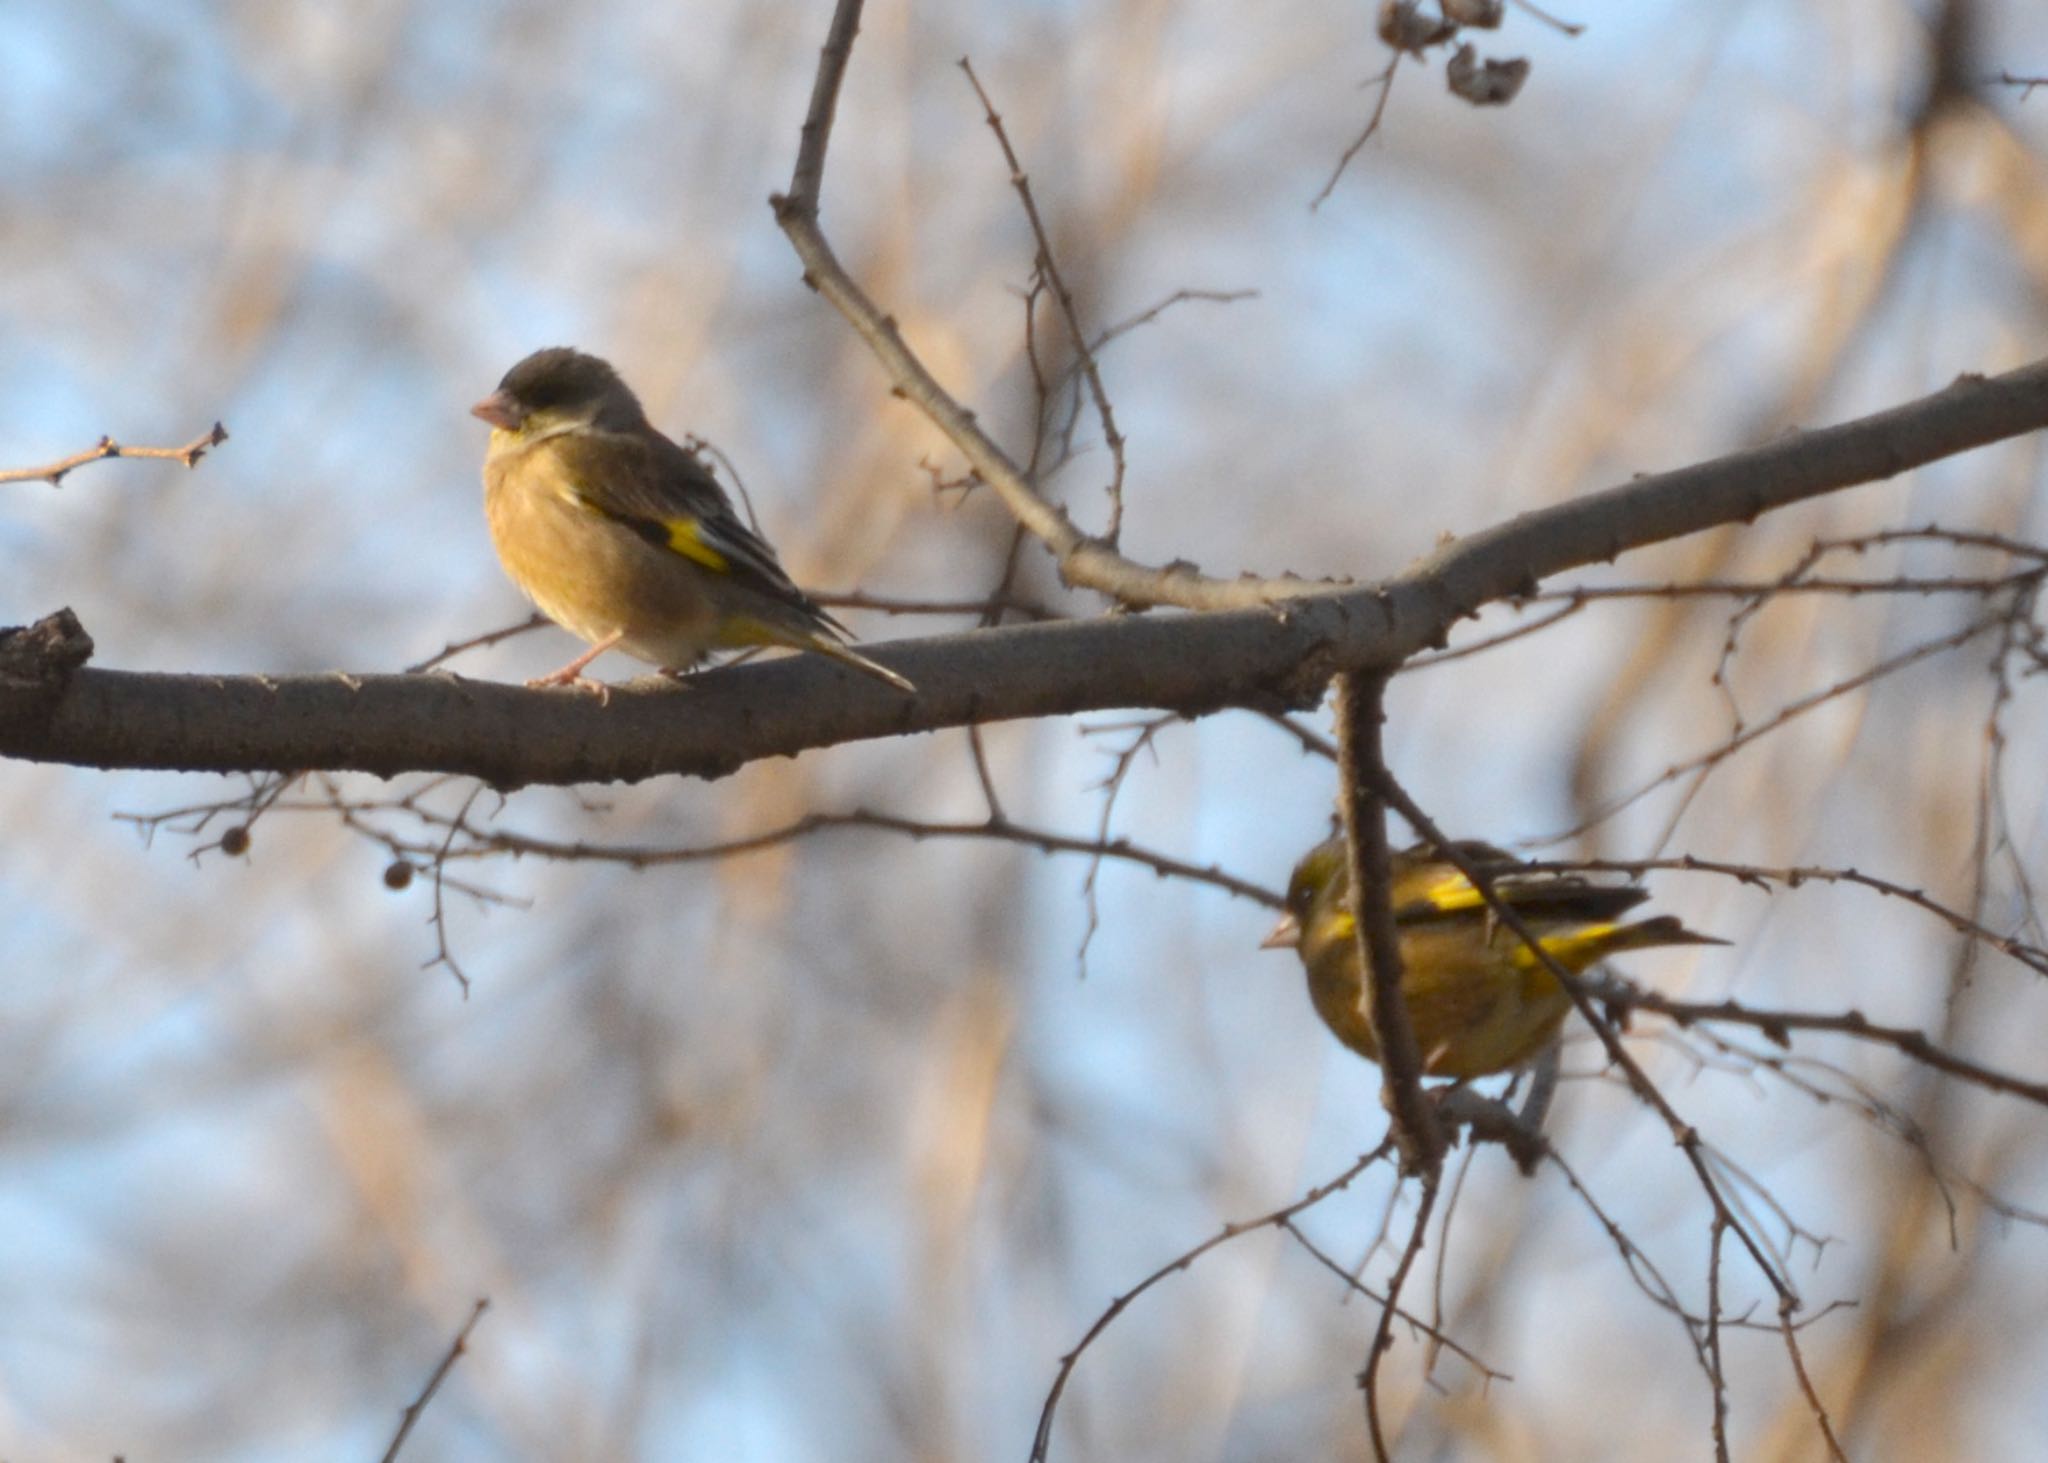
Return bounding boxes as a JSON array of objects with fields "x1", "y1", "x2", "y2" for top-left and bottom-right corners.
[
  {"x1": 558, "y1": 482, "x2": 735, "y2": 573},
  {"x1": 660, "y1": 516, "x2": 730, "y2": 572},
  {"x1": 1509, "y1": 922, "x2": 1622, "y2": 975},
  {"x1": 1396, "y1": 865, "x2": 1486, "y2": 916}
]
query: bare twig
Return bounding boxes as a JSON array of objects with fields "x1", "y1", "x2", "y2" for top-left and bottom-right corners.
[
  {"x1": 1509, "y1": 0, "x2": 1585, "y2": 35},
  {"x1": 681, "y1": 433, "x2": 762, "y2": 537},
  {"x1": 960, "y1": 57, "x2": 1129, "y2": 545},
  {"x1": 1706, "y1": 1220, "x2": 1731, "y2": 1463},
  {"x1": 1538, "y1": 572, "x2": 2043, "y2": 602},
  {"x1": 1537, "y1": 854, "x2": 2048, "y2": 977},
  {"x1": 1424, "y1": 526, "x2": 2044, "y2": 670},
  {"x1": 1555, "y1": 604, "x2": 2021, "y2": 840},
  {"x1": 965, "y1": 724, "x2": 1006, "y2": 821},
  {"x1": 1313, "y1": 55, "x2": 1402, "y2": 209},
  {"x1": 321, "y1": 799, "x2": 1283, "y2": 909},
  {"x1": 1359, "y1": 1167, "x2": 1441, "y2": 1459},
  {"x1": 1278, "y1": 1217, "x2": 1506, "y2": 1383},
  {"x1": 1074, "y1": 715, "x2": 1174, "y2": 970},
  {"x1": 0, "y1": 421, "x2": 227, "y2": 486},
  {"x1": 405, "y1": 613, "x2": 550, "y2": 674},
  {"x1": 1543, "y1": 1145, "x2": 1716, "y2": 1355},
  {"x1": 378, "y1": 1298, "x2": 489, "y2": 1463},
  {"x1": 1086, "y1": 288, "x2": 1257, "y2": 357},
  {"x1": 1780, "y1": 1296, "x2": 1850, "y2": 1462},
  {"x1": 1031, "y1": 1144, "x2": 1398, "y2": 1462},
  {"x1": 1404, "y1": 600, "x2": 1588, "y2": 670},
  {"x1": 422, "y1": 782, "x2": 488, "y2": 994},
  {"x1": 1590, "y1": 978, "x2": 2048, "y2": 1109},
  {"x1": 1252, "y1": 707, "x2": 1340, "y2": 760}
]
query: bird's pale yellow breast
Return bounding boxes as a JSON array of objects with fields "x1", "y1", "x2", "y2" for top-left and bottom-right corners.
[{"x1": 483, "y1": 438, "x2": 716, "y2": 657}]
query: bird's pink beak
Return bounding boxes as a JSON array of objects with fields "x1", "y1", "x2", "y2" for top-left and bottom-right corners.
[
  {"x1": 471, "y1": 390, "x2": 524, "y2": 430},
  {"x1": 1260, "y1": 912, "x2": 1301, "y2": 950}
]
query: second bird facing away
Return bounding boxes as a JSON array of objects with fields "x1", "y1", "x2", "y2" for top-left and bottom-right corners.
[
  {"x1": 473, "y1": 347, "x2": 914, "y2": 696},
  {"x1": 1265, "y1": 837, "x2": 1725, "y2": 1080}
]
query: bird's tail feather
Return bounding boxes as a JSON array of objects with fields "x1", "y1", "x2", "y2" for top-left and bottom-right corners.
[
  {"x1": 1521, "y1": 915, "x2": 1725, "y2": 973},
  {"x1": 720, "y1": 614, "x2": 916, "y2": 693},
  {"x1": 1596, "y1": 915, "x2": 1728, "y2": 953},
  {"x1": 804, "y1": 633, "x2": 916, "y2": 693}
]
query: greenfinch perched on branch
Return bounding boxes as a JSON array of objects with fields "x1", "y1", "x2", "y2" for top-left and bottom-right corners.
[
  {"x1": 473, "y1": 347, "x2": 914, "y2": 695},
  {"x1": 1263, "y1": 837, "x2": 1723, "y2": 1080}
]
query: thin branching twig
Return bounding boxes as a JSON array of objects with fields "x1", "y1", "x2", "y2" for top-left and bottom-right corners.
[{"x1": 0, "y1": 422, "x2": 227, "y2": 486}]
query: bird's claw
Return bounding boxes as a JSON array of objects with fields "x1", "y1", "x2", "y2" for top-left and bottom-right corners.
[{"x1": 525, "y1": 671, "x2": 612, "y2": 705}]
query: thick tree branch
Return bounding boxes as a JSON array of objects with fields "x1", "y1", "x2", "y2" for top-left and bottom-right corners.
[{"x1": 4, "y1": 356, "x2": 2048, "y2": 783}]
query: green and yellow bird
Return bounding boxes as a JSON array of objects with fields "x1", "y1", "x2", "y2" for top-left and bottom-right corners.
[
  {"x1": 1264, "y1": 837, "x2": 1723, "y2": 1080},
  {"x1": 472, "y1": 347, "x2": 914, "y2": 695}
]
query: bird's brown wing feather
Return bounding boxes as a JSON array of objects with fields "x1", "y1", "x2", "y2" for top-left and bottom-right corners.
[
  {"x1": 549, "y1": 427, "x2": 842, "y2": 632},
  {"x1": 1388, "y1": 841, "x2": 1650, "y2": 925}
]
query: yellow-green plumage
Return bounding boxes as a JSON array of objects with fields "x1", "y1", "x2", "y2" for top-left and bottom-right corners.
[
  {"x1": 1270, "y1": 838, "x2": 1723, "y2": 1079},
  {"x1": 484, "y1": 444, "x2": 721, "y2": 662},
  {"x1": 474, "y1": 347, "x2": 913, "y2": 694}
]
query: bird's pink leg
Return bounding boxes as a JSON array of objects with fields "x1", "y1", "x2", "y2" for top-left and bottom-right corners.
[{"x1": 526, "y1": 630, "x2": 625, "y2": 702}]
